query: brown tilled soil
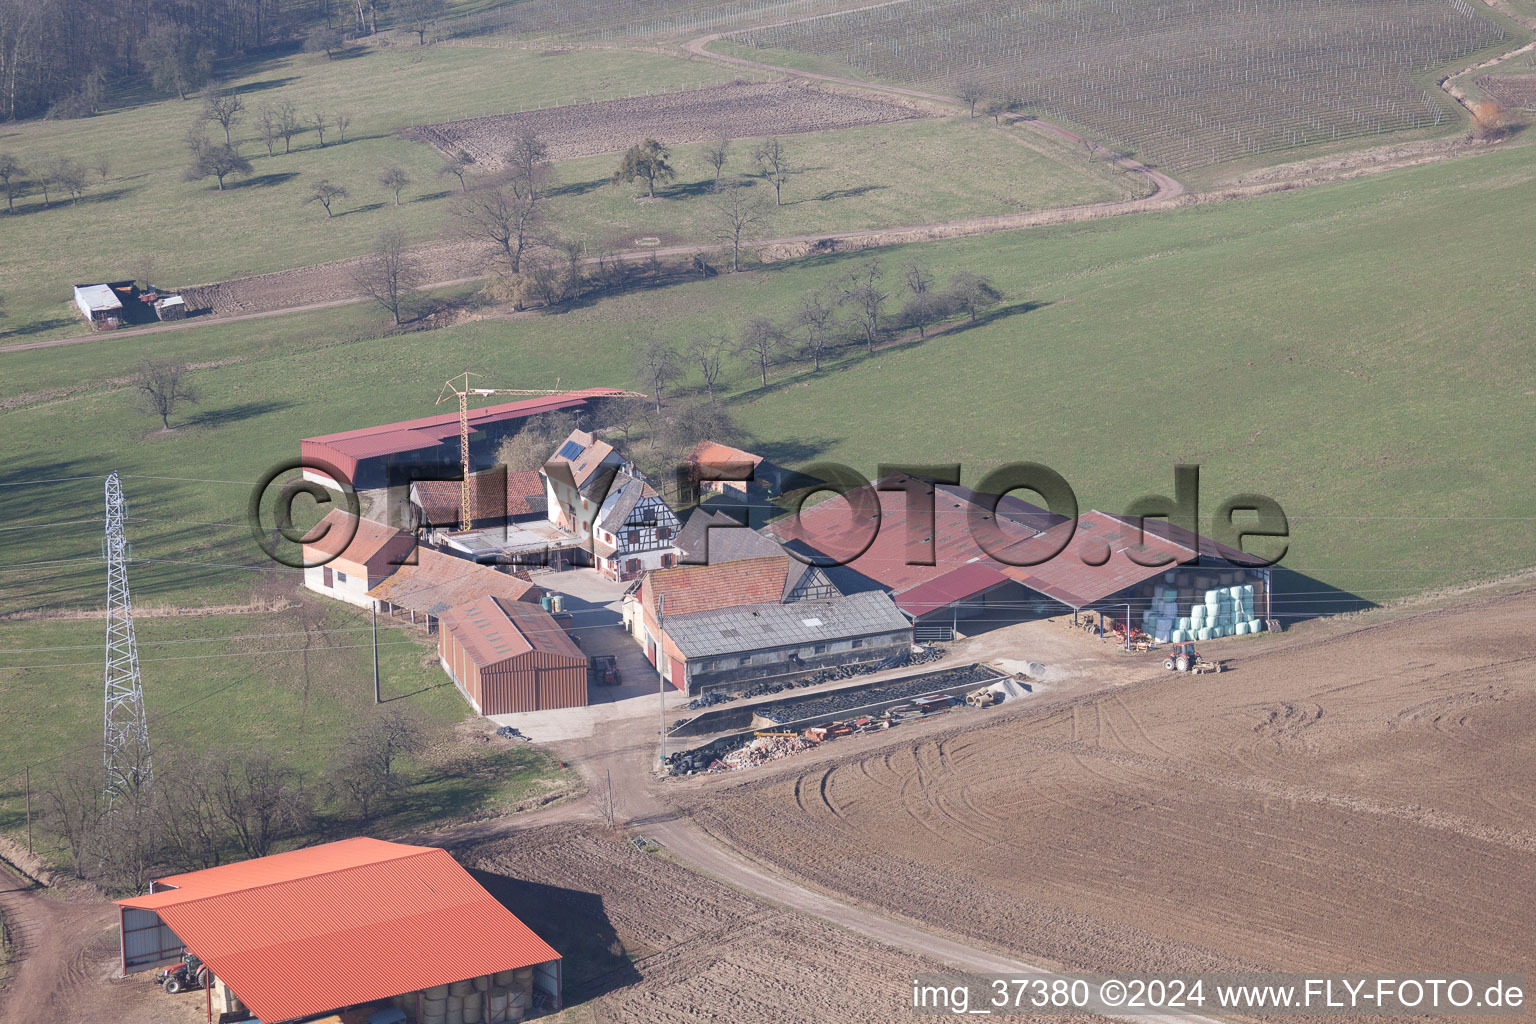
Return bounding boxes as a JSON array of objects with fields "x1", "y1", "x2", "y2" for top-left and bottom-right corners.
[
  {"x1": 407, "y1": 79, "x2": 928, "y2": 167},
  {"x1": 459, "y1": 824, "x2": 1092, "y2": 1023},
  {"x1": 692, "y1": 589, "x2": 1536, "y2": 979}
]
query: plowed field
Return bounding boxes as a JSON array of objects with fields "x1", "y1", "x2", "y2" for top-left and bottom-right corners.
[
  {"x1": 695, "y1": 590, "x2": 1536, "y2": 977},
  {"x1": 459, "y1": 825, "x2": 1098, "y2": 1023}
]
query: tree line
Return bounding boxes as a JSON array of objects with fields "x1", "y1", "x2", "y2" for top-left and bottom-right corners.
[
  {"x1": 0, "y1": 0, "x2": 290, "y2": 121},
  {"x1": 37, "y1": 707, "x2": 425, "y2": 892}
]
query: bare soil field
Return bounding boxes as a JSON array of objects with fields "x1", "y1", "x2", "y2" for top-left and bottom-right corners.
[
  {"x1": 409, "y1": 79, "x2": 928, "y2": 166},
  {"x1": 458, "y1": 824, "x2": 1089, "y2": 1023},
  {"x1": 692, "y1": 589, "x2": 1536, "y2": 978}
]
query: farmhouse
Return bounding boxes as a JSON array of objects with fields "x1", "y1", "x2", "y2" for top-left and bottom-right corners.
[
  {"x1": 540, "y1": 429, "x2": 628, "y2": 546},
  {"x1": 116, "y1": 837, "x2": 561, "y2": 1023},
  {"x1": 439, "y1": 595, "x2": 588, "y2": 714},
  {"x1": 300, "y1": 509, "x2": 420, "y2": 611},
  {"x1": 300, "y1": 389, "x2": 626, "y2": 491},
  {"x1": 590, "y1": 471, "x2": 681, "y2": 581},
  {"x1": 767, "y1": 474, "x2": 1274, "y2": 640},
  {"x1": 367, "y1": 547, "x2": 545, "y2": 629},
  {"x1": 627, "y1": 555, "x2": 909, "y2": 694}
]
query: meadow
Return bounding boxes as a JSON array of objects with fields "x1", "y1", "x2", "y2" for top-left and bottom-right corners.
[{"x1": 0, "y1": 37, "x2": 1134, "y2": 345}]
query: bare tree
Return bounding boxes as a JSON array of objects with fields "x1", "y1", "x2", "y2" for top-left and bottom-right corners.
[
  {"x1": 753, "y1": 137, "x2": 796, "y2": 206},
  {"x1": 92, "y1": 152, "x2": 111, "y2": 180},
  {"x1": 439, "y1": 149, "x2": 474, "y2": 192},
  {"x1": 354, "y1": 226, "x2": 420, "y2": 325},
  {"x1": 136, "y1": 360, "x2": 199, "y2": 429},
  {"x1": 399, "y1": 0, "x2": 447, "y2": 44},
  {"x1": 50, "y1": 156, "x2": 88, "y2": 203},
  {"x1": 331, "y1": 708, "x2": 425, "y2": 822},
  {"x1": 738, "y1": 316, "x2": 781, "y2": 387},
  {"x1": 35, "y1": 153, "x2": 57, "y2": 207},
  {"x1": 304, "y1": 25, "x2": 345, "y2": 59},
  {"x1": 704, "y1": 135, "x2": 730, "y2": 188},
  {"x1": 0, "y1": 153, "x2": 22, "y2": 213},
  {"x1": 256, "y1": 104, "x2": 280, "y2": 155},
  {"x1": 311, "y1": 110, "x2": 329, "y2": 146},
  {"x1": 96, "y1": 780, "x2": 160, "y2": 893},
  {"x1": 504, "y1": 126, "x2": 550, "y2": 200},
  {"x1": 687, "y1": 333, "x2": 730, "y2": 402},
  {"x1": 709, "y1": 182, "x2": 767, "y2": 273},
  {"x1": 948, "y1": 270, "x2": 1004, "y2": 323},
  {"x1": 793, "y1": 291, "x2": 837, "y2": 370},
  {"x1": 305, "y1": 178, "x2": 349, "y2": 217},
  {"x1": 903, "y1": 261, "x2": 938, "y2": 338},
  {"x1": 335, "y1": 110, "x2": 352, "y2": 143},
  {"x1": 958, "y1": 81, "x2": 985, "y2": 118},
  {"x1": 212, "y1": 751, "x2": 310, "y2": 859},
  {"x1": 456, "y1": 185, "x2": 542, "y2": 274},
  {"x1": 132, "y1": 254, "x2": 158, "y2": 292},
  {"x1": 380, "y1": 165, "x2": 410, "y2": 205},
  {"x1": 153, "y1": 751, "x2": 228, "y2": 871},
  {"x1": 184, "y1": 144, "x2": 251, "y2": 190},
  {"x1": 276, "y1": 99, "x2": 304, "y2": 154},
  {"x1": 635, "y1": 335, "x2": 681, "y2": 410},
  {"x1": 200, "y1": 86, "x2": 244, "y2": 145},
  {"x1": 40, "y1": 760, "x2": 104, "y2": 877},
  {"x1": 840, "y1": 259, "x2": 889, "y2": 353},
  {"x1": 495, "y1": 411, "x2": 580, "y2": 472}
]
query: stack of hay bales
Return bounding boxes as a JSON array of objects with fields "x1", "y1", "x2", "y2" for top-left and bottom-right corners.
[
  {"x1": 491, "y1": 976, "x2": 540, "y2": 1019},
  {"x1": 1144, "y1": 576, "x2": 1263, "y2": 644},
  {"x1": 420, "y1": 984, "x2": 450, "y2": 1024}
]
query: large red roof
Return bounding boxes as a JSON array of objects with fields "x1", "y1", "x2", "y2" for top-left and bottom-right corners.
[
  {"x1": 301, "y1": 390, "x2": 626, "y2": 479},
  {"x1": 117, "y1": 837, "x2": 558, "y2": 1024},
  {"x1": 768, "y1": 479, "x2": 1259, "y2": 611},
  {"x1": 641, "y1": 555, "x2": 790, "y2": 618}
]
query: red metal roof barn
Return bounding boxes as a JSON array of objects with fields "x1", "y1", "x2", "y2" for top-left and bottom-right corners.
[
  {"x1": 115, "y1": 837, "x2": 560, "y2": 1023},
  {"x1": 438, "y1": 595, "x2": 589, "y2": 714}
]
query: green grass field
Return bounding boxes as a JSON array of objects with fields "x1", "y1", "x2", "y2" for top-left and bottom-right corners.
[
  {"x1": 0, "y1": 36, "x2": 1136, "y2": 347},
  {"x1": 0, "y1": 597, "x2": 571, "y2": 865},
  {"x1": 0, "y1": 43, "x2": 752, "y2": 342}
]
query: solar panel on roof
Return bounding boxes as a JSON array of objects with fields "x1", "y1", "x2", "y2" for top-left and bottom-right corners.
[{"x1": 556, "y1": 440, "x2": 585, "y2": 460}]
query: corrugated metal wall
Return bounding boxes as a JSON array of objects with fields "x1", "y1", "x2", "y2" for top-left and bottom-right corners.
[
  {"x1": 121, "y1": 907, "x2": 184, "y2": 971},
  {"x1": 439, "y1": 631, "x2": 587, "y2": 714}
]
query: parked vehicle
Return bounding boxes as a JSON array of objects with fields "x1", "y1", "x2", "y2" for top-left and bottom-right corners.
[{"x1": 156, "y1": 952, "x2": 209, "y2": 994}]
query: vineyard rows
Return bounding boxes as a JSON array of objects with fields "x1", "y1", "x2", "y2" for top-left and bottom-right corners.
[
  {"x1": 729, "y1": 0, "x2": 1505, "y2": 167},
  {"x1": 446, "y1": 0, "x2": 874, "y2": 43}
]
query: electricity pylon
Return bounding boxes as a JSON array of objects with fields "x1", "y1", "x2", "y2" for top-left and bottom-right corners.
[{"x1": 102, "y1": 471, "x2": 152, "y2": 804}]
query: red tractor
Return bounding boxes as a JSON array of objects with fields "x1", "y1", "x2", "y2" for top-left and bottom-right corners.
[
  {"x1": 1162, "y1": 641, "x2": 1222, "y2": 674},
  {"x1": 156, "y1": 952, "x2": 210, "y2": 994}
]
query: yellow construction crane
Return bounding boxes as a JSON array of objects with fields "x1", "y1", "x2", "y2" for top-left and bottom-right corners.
[{"x1": 436, "y1": 373, "x2": 645, "y2": 533}]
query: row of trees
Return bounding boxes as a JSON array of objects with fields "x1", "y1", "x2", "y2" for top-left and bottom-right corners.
[
  {"x1": 183, "y1": 85, "x2": 357, "y2": 191},
  {"x1": 633, "y1": 259, "x2": 1005, "y2": 400},
  {"x1": 39, "y1": 709, "x2": 425, "y2": 892},
  {"x1": 611, "y1": 135, "x2": 799, "y2": 205},
  {"x1": 0, "y1": 151, "x2": 97, "y2": 210}
]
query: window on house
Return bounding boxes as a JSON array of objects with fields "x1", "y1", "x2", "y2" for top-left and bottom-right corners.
[
  {"x1": 626, "y1": 559, "x2": 641, "y2": 573},
  {"x1": 627, "y1": 530, "x2": 640, "y2": 546},
  {"x1": 813, "y1": 643, "x2": 827, "y2": 654},
  {"x1": 661, "y1": 553, "x2": 676, "y2": 569},
  {"x1": 657, "y1": 526, "x2": 672, "y2": 540},
  {"x1": 336, "y1": 571, "x2": 347, "y2": 584}
]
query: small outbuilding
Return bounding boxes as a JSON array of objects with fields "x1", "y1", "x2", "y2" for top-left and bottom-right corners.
[
  {"x1": 73, "y1": 282, "x2": 126, "y2": 329},
  {"x1": 116, "y1": 837, "x2": 562, "y2": 1023},
  {"x1": 439, "y1": 595, "x2": 589, "y2": 714}
]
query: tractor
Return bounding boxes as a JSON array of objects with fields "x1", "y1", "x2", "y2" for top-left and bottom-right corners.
[
  {"x1": 156, "y1": 952, "x2": 210, "y2": 994},
  {"x1": 1162, "y1": 641, "x2": 1222, "y2": 674}
]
